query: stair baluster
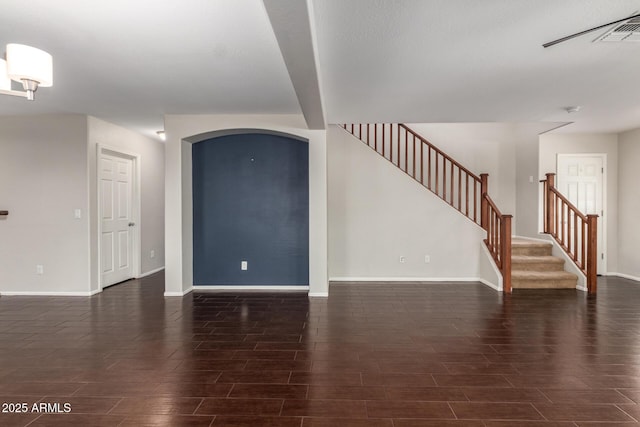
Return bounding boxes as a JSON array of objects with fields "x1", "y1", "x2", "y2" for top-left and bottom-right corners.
[{"x1": 541, "y1": 173, "x2": 598, "y2": 294}]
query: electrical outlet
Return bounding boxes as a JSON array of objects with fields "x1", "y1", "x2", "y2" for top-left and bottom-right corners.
[
  {"x1": 399, "y1": 256, "x2": 406, "y2": 263},
  {"x1": 150, "y1": 250, "x2": 155, "y2": 259},
  {"x1": 241, "y1": 260, "x2": 248, "y2": 270},
  {"x1": 424, "y1": 255, "x2": 431, "y2": 263},
  {"x1": 74, "y1": 209, "x2": 82, "y2": 219},
  {"x1": 36, "y1": 264, "x2": 44, "y2": 275}
]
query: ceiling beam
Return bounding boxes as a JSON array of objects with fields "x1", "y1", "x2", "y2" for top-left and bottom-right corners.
[{"x1": 263, "y1": 0, "x2": 326, "y2": 129}]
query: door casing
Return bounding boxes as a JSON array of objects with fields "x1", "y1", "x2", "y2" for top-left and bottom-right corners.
[{"x1": 97, "y1": 145, "x2": 141, "y2": 290}]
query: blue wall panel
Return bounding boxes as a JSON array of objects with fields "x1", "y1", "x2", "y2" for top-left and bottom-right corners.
[{"x1": 192, "y1": 133, "x2": 309, "y2": 286}]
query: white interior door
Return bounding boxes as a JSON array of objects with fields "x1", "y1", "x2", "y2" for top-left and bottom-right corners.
[
  {"x1": 100, "y1": 153, "x2": 135, "y2": 287},
  {"x1": 556, "y1": 154, "x2": 605, "y2": 273}
]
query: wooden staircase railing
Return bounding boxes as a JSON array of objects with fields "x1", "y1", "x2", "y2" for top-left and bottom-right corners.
[
  {"x1": 341, "y1": 123, "x2": 512, "y2": 293},
  {"x1": 541, "y1": 173, "x2": 597, "y2": 294},
  {"x1": 484, "y1": 194, "x2": 513, "y2": 293}
]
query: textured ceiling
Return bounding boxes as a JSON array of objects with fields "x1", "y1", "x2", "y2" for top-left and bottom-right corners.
[
  {"x1": 1, "y1": 0, "x2": 640, "y2": 136},
  {"x1": 0, "y1": 0, "x2": 301, "y2": 137},
  {"x1": 313, "y1": 0, "x2": 640, "y2": 133}
]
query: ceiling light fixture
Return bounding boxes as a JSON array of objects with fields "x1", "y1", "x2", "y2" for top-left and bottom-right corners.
[
  {"x1": 0, "y1": 44, "x2": 53, "y2": 101},
  {"x1": 156, "y1": 131, "x2": 166, "y2": 141},
  {"x1": 565, "y1": 106, "x2": 581, "y2": 114}
]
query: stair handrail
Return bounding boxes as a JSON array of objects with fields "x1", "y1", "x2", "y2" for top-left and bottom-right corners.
[
  {"x1": 341, "y1": 123, "x2": 487, "y2": 226},
  {"x1": 541, "y1": 173, "x2": 597, "y2": 294},
  {"x1": 399, "y1": 124, "x2": 481, "y2": 184},
  {"x1": 341, "y1": 123, "x2": 513, "y2": 293}
]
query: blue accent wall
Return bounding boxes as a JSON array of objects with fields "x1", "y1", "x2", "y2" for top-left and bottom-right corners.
[{"x1": 192, "y1": 133, "x2": 309, "y2": 286}]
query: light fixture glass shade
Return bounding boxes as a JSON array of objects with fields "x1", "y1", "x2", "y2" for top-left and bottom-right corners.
[
  {"x1": 6, "y1": 44, "x2": 53, "y2": 87},
  {"x1": 0, "y1": 59, "x2": 11, "y2": 90}
]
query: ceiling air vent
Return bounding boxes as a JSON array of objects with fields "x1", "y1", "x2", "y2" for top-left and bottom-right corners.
[{"x1": 595, "y1": 16, "x2": 640, "y2": 42}]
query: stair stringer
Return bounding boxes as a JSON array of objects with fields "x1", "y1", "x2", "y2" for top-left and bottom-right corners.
[{"x1": 479, "y1": 241, "x2": 503, "y2": 291}]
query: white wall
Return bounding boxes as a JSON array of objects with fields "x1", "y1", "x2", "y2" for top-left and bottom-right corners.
[
  {"x1": 328, "y1": 125, "x2": 487, "y2": 280},
  {"x1": 164, "y1": 114, "x2": 328, "y2": 296},
  {"x1": 617, "y1": 128, "x2": 640, "y2": 280},
  {"x1": 87, "y1": 117, "x2": 165, "y2": 292},
  {"x1": 514, "y1": 124, "x2": 561, "y2": 238},
  {"x1": 0, "y1": 115, "x2": 90, "y2": 294},
  {"x1": 539, "y1": 133, "x2": 618, "y2": 273}
]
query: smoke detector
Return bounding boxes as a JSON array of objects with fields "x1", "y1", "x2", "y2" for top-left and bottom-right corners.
[{"x1": 595, "y1": 16, "x2": 640, "y2": 42}]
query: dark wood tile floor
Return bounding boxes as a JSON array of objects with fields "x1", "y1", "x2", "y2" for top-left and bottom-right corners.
[{"x1": 1, "y1": 274, "x2": 640, "y2": 425}]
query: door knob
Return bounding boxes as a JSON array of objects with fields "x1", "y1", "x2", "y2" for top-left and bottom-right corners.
[{"x1": 128, "y1": 222, "x2": 135, "y2": 227}]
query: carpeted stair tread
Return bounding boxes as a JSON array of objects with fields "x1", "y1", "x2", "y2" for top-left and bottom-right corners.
[
  {"x1": 511, "y1": 238, "x2": 553, "y2": 248},
  {"x1": 512, "y1": 255, "x2": 564, "y2": 264},
  {"x1": 510, "y1": 237, "x2": 577, "y2": 289},
  {"x1": 512, "y1": 270, "x2": 577, "y2": 279},
  {"x1": 512, "y1": 255, "x2": 565, "y2": 272},
  {"x1": 511, "y1": 270, "x2": 578, "y2": 289},
  {"x1": 512, "y1": 238, "x2": 553, "y2": 257}
]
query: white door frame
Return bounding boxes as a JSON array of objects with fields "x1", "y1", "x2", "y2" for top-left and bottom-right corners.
[
  {"x1": 556, "y1": 153, "x2": 607, "y2": 274},
  {"x1": 97, "y1": 144, "x2": 142, "y2": 291}
]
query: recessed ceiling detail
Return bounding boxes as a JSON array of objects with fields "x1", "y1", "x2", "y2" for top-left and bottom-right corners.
[{"x1": 595, "y1": 17, "x2": 640, "y2": 42}]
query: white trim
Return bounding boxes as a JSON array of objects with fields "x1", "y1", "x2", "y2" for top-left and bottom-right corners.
[
  {"x1": 608, "y1": 272, "x2": 640, "y2": 282},
  {"x1": 478, "y1": 278, "x2": 500, "y2": 291},
  {"x1": 576, "y1": 284, "x2": 588, "y2": 292},
  {"x1": 97, "y1": 145, "x2": 142, "y2": 291},
  {"x1": 309, "y1": 292, "x2": 328, "y2": 297},
  {"x1": 329, "y1": 277, "x2": 484, "y2": 282},
  {"x1": 193, "y1": 285, "x2": 309, "y2": 291},
  {"x1": 137, "y1": 266, "x2": 165, "y2": 278},
  {"x1": 164, "y1": 286, "x2": 193, "y2": 297},
  {"x1": 1, "y1": 290, "x2": 99, "y2": 297}
]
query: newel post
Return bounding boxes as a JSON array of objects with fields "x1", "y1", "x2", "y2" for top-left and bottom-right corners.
[
  {"x1": 545, "y1": 173, "x2": 556, "y2": 236},
  {"x1": 480, "y1": 173, "x2": 489, "y2": 230},
  {"x1": 586, "y1": 214, "x2": 598, "y2": 294},
  {"x1": 502, "y1": 215, "x2": 512, "y2": 294}
]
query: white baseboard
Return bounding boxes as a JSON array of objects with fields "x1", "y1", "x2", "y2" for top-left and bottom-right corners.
[
  {"x1": 0, "y1": 290, "x2": 96, "y2": 296},
  {"x1": 329, "y1": 277, "x2": 483, "y2": 282},
  {"x1": 138, "y1": 267, "x2": 165, "y2": 278},
  {"x1": 309, "y1": 292, "x2": 329, "y2": 297},
  {"x1": 164, "y1": 286, "x2": 193, "y2": 297},
  {"x1": 478, "y1": 278, "x2": 500, "y2": 291},
  {"x1": 192, "y1": 285, "x2": 309, "y2": 291},
  {"x1": 576, "y1": 285, "x2": 588, "y2": 292},
  {"x1": 608, "y1": 272, "x2": 640, "y2": 283}
]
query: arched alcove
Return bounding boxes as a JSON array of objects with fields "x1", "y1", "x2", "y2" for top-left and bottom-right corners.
[
  {"x1": 164, "y1": 115, "x2": 328, "y2": 297},
  {"x1": 191, "y1": 131, "x2": 309, "y2": 286}
]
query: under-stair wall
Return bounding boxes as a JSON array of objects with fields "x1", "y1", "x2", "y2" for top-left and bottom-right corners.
[{"x1": 328, "y1": 125, "x2": 493, "y2": 283}]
